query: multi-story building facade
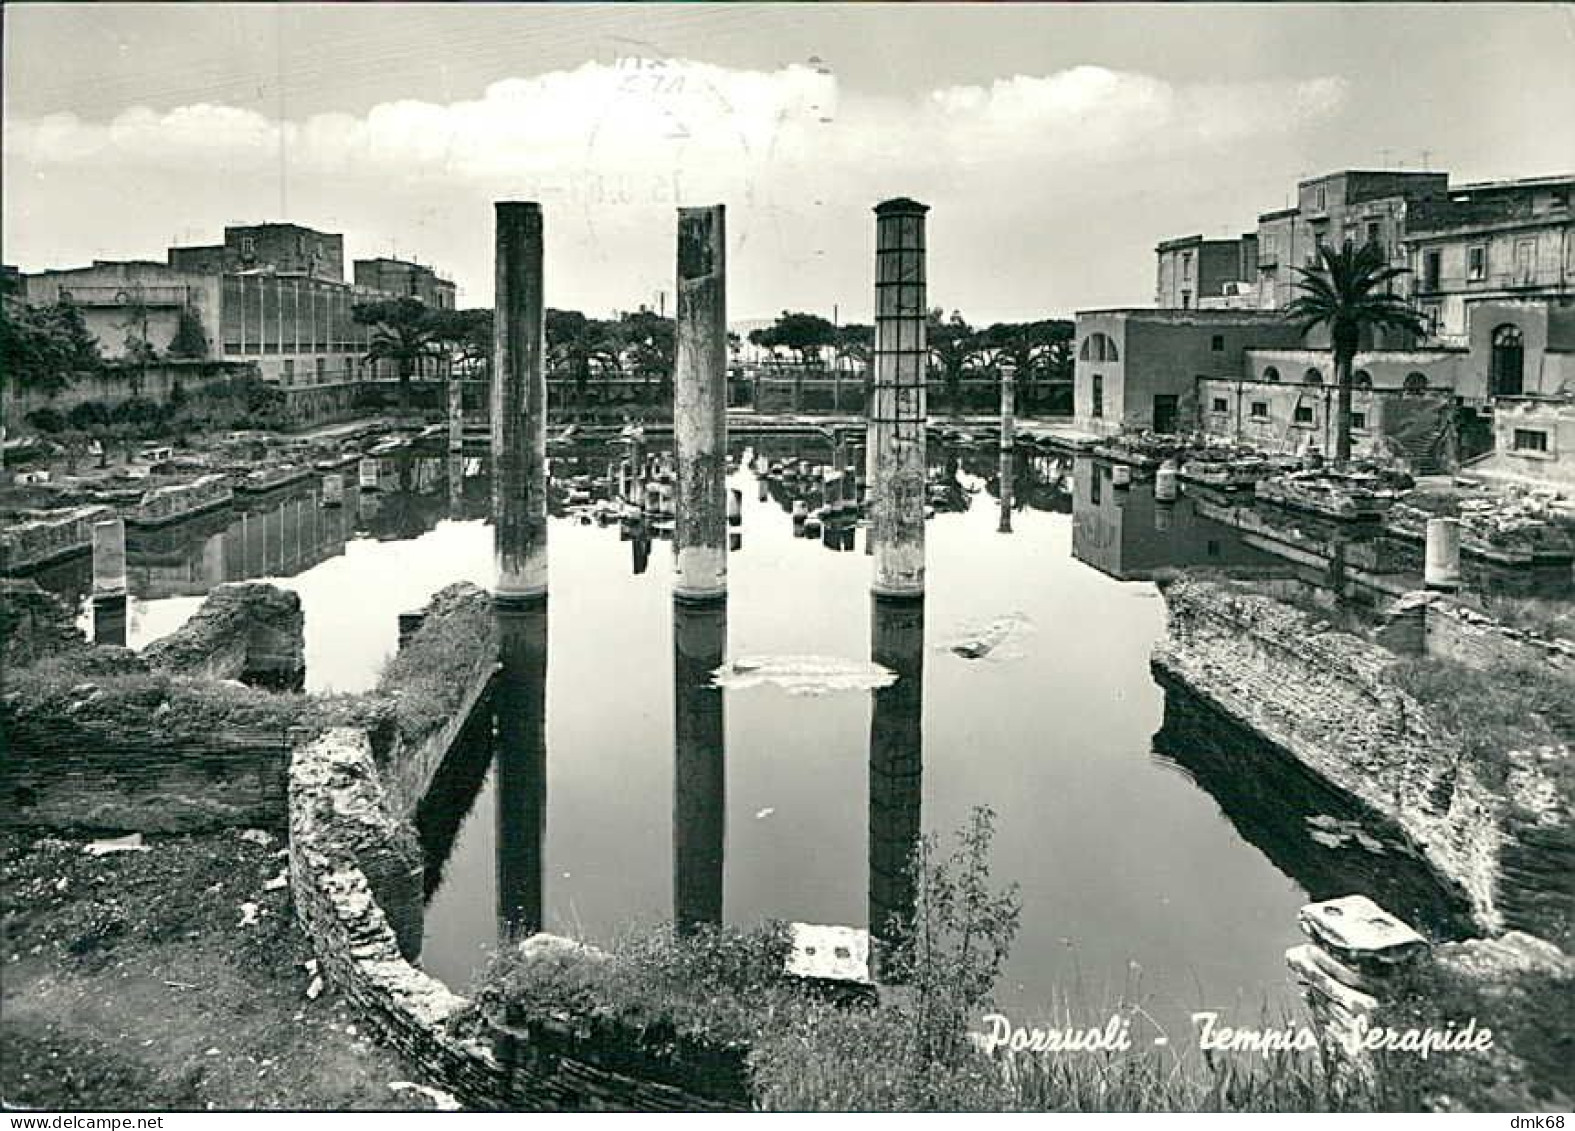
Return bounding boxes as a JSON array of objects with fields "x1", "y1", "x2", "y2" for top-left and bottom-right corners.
[
  {"x1": 21, "y1": 223, "x2": 454, "y2": 387},
  {"x1": 1072, "y1": 309, "x2": 1305, "y2": 436},
  {"x1": 168, "y1": 223, "x2": 345, "y2": 282},
  {"x1": 1154, "y1": 236, "x2": 1255, "y2": 309},
  {"x1": 352, "y1": 258, "x2": 456, "y2": 310},
  {"x1": 1404, "y1": 175, "x2": 1574, "y2": 351}
]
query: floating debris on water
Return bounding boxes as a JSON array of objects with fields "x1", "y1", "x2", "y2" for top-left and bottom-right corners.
[
  {"x1": 945, "y1": 612, "x2": 1035, "y2": 661},
  {"x1": 712, "y1": 655, "x2": 897, "y2": 696}
]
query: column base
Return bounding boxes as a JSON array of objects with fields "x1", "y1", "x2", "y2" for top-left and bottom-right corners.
[
  {"x1": 870, "y1": 587, "x2": 925, "y2": 604},
  {"x1": 493, "y1": 590, "x2": 549, "y2": 611},
  {"x1": 673, "y1": 587, "x2": 728, "y2": 606}
]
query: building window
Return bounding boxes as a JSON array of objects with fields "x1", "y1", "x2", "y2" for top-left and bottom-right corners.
[
  {"x1": 1180, "y1": 290, "x2": 1191, "y2": 309},
  {"x1": 1403, "y1": 371, "x2": 1429, "y2": 394},
  {"x1": 1304, "y1": 368, "x2": 1323, "y2": 384},
  {"x1": 1263, "y1": 366, "x2": 1281, "y2": 382},
  {"x1": 1365, "y1": 221, "x2": 1382, "y2": 251},
  {"x1": 1090, "y1": 467, "x2": 1102, "y2": 504},
  {"x1": 1352, "y1": 412, "x2": 1367, "y2": 431},
  {"x1": 1421, "y1": 304, "x2": 1441, "y2": 335},
  {"x1": 1314, "y1": 186, "x2": 1327, "y2": 211},
  {"x1": 1422, "y1": 249, "x2": 1442, "y2": 292},
  {"x1": 316, "y1": 357, "x2": 327, "y2": 381},
  {"x1": 1513, "y1": 429, "x2": 1548, "y2": 453},
  {"x1": 1491, "y1": 324, "x2": 1525, "y2": 397},
  {"x1": 1467, "y1": 244, "x2": 1487, "y2": 282},
  {"x1": 1079, "y1": 333, "x2": 1119, "y2": 362},
  {"x1": 1182, "y1": 251, "x2": 1193, "y2": 280},
  {"x1": 240, "y1": 236, "x2": 256, "y2": 258},
  {"x1": 1211, "y1": 397, "x2": 1228, "y2": 414},
  {"x1": 1250, "y1": 401, "x2": 1269, "y2": 419},
  {"x1": 1210, "y1": 334, "x2": 1225, "y2": 352},
  {"x1": 1091, "y1": 374, "x2": 1104, "y2": 418},
  {"x1": 1353, "y1": 370, "x2": 1373, "y2": 389},
  {"x1": 1294, "y1": 405, "x2": 1315, "y2": 425},
  {"x1": 283, "y1": 359, "x2": 295, "y2": 385},
  {"x1": 1514, "y1": 239, "x2": 1536, "y2": 285}
]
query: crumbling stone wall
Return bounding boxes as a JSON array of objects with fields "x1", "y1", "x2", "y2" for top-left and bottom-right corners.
[
  {"x1": 376, "y1": 582, "x2": 498, "y2": 820},
  {"x1": 1153, "y1": 577, "x2": 1571, "y2": 941},
  {"x1": 142, "y1": 582, "x2": 306, "y2": 690},
  {"x1": 288, "y1": 726, "x2": 750, "y2": 1111},
  {"x1": 4, "y1": 670, "x2": 298, "y2": 833},
  {"x1": 1, "y1": 579, "x2": 88, "y2": 668}
]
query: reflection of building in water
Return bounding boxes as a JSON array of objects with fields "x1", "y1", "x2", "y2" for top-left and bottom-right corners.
[
  {"x1": 1070, "y1": 457, "x2": 1281, "y2": 582},
  {"x1": 1072, "y1": 451, "x2": 1572, "y2": 607},
  {"x1": 495, "y1": 604, "x2": 549, "y2": 940},
  {"x1": 673, "y1": 601, "x2": 727, "y2": 933},
  {"x1": 1150, "y1": 670, "x2": 1473, "y2": 940},
  {"x1": 26, "y1": 482, "x2": 361, "y2": 609},
  {"x1": 869, "y1": 596, "x2": 924, "y2": 979}
]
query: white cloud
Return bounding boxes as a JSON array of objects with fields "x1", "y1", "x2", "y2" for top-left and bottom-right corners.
[{"x1": 2, "y1": 60, "x2": 1348, "y2": 318}]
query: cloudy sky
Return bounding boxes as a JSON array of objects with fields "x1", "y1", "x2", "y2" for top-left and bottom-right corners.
[{"x1": 5, "y1": 4, "x2": 1573, "y2": 323}]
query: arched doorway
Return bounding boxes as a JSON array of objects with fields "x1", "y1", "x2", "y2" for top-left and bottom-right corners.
[
  {"x1": 1490, "y1": 324, "x2": 1524, "y2": 397},
  {"x1": 1403, "y1": 371, "x2": 1428, "y2": 394}
]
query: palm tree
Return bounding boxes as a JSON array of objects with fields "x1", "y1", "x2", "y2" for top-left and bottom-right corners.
[
  {"x1": 927, "y1": 309, "x2": 978, "y2": 417},
  {"x1": 1284, "y1": 240, "x2": 1425, "y2": 465},
  {"x1": 355, "y1": 297, "x2": 437, "y2": 409}
]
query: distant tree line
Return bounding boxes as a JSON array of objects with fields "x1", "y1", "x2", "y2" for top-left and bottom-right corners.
[{"x1": 746, "y1": 308, "x2": 1075, "y2": 413}]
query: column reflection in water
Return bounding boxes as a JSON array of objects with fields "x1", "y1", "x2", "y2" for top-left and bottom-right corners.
[
  {"x1": 673, "y1": 600, "x2": 727, "y2": 934},
  {"x1": 868, "y1": 595, "x2": 924, "y2": 981},
  {"x1": 447, "y1": 453, "x2": 465, "y2": 517},
  {"x1": 997, "y1": 448, "x2": 1016, "y2": 534},
  {"x1": 495, "y1": 604, "x2": 549, "y2": 941},
  {"x1": 92, "y1": 596, "x2": 128, "y2": 649}
]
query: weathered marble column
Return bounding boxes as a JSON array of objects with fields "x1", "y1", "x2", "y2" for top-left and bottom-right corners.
[
  {"x1": 999, "y1": 359, "x2": 1016, "y2": 454},
  {"x1": 495, "y1": 603, "x2": 548, "y2": 940},
  {"x1": 92, "y1": 518, "x2": 127, "y2": 600},
  {"x1": 446, "y1": 453, "x2": 465, "y2": 517},
  {"x1": 673, "y1": 600, "x2": 726, "y2": 934},
  {"x1": 673, "y1": 205, "x2": 728, "y2": 603},
  {"x1": 869, "y1": 595, "x2": 924, "y2": 981},
  {"x1": 868, "y1": 199, "x2": 929, "y2": 598},
  {"x1": 91, "y1": 517, "x2": 128, "y2": 648},
  {"x1": 492, "y1": 202, "x2": 548, "y2": 607},
  {"x1": 1424, "y1": 517, "x2": 1461, "y2": 592},
  {"x1": 448, "y1": 377, "x2": 464, "y2": 454}
]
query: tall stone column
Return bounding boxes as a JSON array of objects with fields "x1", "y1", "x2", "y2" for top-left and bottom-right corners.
[
  {"x1": 492, "y1": 202, "x2": 548, "y2": 607},
  {"x1": 495, "y1": 603, "x2": 549, "y2": 940},
  {"x1": 673, "y1": 205, "x2": 728, "y2": 603},
  {"x1": 448, "y1": 376, "x2": 464, "y2": 454},
  {"x1": 673, "y1": 600, "x2": 726, "y2": 934},
  {"x1": 868, "y1": 199, "x2": 929, "y2": 598},
  {"x1": 868, "y1": 595, "x2": 924, "y2": 981},
  {"x1": 91, "y1": 517, "x2": 128, "y2": 648},
  {"x1": 92, "y1": 518, "x2": 127, "y2": 600},
  {"x1": 998, "y1": 360, "x2": 1016, "y2": 534}
]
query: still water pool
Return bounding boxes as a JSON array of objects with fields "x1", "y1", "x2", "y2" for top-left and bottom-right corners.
[{"x1": 50, "y1": 438, "x2": 1481, "y2": 1041}]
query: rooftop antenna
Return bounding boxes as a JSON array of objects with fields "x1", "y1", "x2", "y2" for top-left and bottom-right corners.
[
  {"x1": 1421, "y1": 148, "x2": 1432, "y2": 171},
  {"x1": 1379, "y1": 148, "x2": 1391, "y2": 170}
]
